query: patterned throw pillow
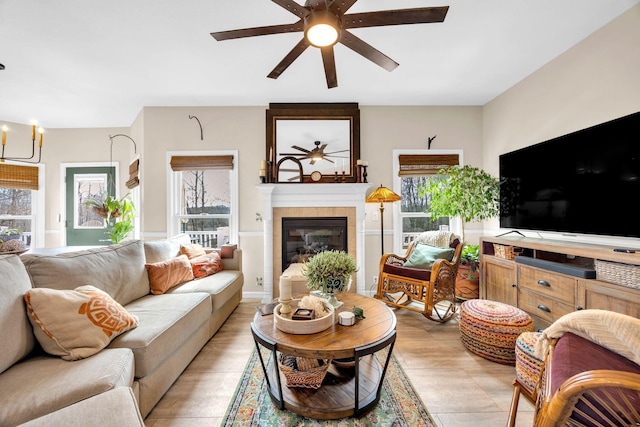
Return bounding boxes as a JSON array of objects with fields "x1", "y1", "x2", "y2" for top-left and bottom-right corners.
[
  {"x1": 24, "y1": 285, "x2": 139, "y2": 361},
  {"x1": 180, "y1": 243, "x2": 206, "y2": 259},
  {"x1": 190, "y1": 252, "x2": 223, "y2": 279},
  {"x1": 146, "y1": 254, "x2": 194, "y2": 295}
]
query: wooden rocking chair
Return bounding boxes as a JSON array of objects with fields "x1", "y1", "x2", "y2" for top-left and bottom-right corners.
[{"x1": 374, "y1": 232, "x2": 462, "y2": 323}]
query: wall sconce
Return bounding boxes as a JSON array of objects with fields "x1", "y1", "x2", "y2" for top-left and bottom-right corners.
[{"x1": 1, "y1": 121, "x2": 44, "y2": 164}]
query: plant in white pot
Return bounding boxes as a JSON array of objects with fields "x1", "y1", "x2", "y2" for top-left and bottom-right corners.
[
  {"x1": 303, "y1": 250, "x2": 357, "y2": 308},
  {"x1": 418, "y1": 165, "x2": 500, "y2": 299}
]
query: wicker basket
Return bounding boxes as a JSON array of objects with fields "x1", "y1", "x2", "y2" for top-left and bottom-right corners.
[
  {"x1": 595, "y1": 260, "x2": 640, "y2": 290},
  {"x1": 278, "y1": 354, "x2": 331, "y2": 389},
  {"x1": 493, "y1": 244, "x2": 524, "y2": 260},
  {"x1": 92, "y1": 206, "x2": 121, "y2": 219}
]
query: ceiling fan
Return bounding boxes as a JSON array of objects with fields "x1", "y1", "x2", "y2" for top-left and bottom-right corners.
[
  {"x1": 280, "y1": 140, "x2": 348, "y2": 164},
  {"x1": 210, "y1": 0, "x2": 449, "y2": 88}
]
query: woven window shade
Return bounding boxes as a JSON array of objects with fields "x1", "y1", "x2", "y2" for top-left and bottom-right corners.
[
  {"x1": 0, "y1": 163, "x2": 39, "y2": 190},
  {"x1": 126, "y1": 158, "x2": 140, "y2": 189},
  {"x1": 170, "y1": 155, "x2": 234, "y2": 171},
  {"x1": 398, "y1": 154, "x2": 459, "y2": 176}
]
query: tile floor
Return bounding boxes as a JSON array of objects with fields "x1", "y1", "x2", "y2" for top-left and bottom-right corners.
[{"x1": 145, "y1": 299, "x2": 534, "y2": 427}]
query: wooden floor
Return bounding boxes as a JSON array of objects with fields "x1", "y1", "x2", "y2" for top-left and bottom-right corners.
[{"x1": 145, "y1": 299, "x2": 534, "y2": 427}]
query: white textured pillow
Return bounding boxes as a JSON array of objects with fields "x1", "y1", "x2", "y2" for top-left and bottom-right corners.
[{"x1": 24, "y1": 285, "x2": 139, "y2": 361}]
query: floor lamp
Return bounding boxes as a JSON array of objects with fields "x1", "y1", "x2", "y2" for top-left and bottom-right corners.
[{"x1": 366, "y1": 185, "x2": 402, "y2": 255}]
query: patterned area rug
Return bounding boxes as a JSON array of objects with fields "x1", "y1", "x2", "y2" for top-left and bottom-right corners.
[{"x1": 222, "y1": 348, "x2": 436, "y2": 426}]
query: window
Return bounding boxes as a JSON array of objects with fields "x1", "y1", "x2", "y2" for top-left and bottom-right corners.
[
  {"x1": 167, "y1": 151, "x2": 238, "y2": 248},
  {"x1": 392, "y1": 150, "x2": 462, "y2": 252},
  {"x1": 0, "y1": 163, "x2": 45, "y2": 248}
]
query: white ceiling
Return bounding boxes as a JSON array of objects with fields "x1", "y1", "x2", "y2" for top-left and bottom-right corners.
[{"x1": 1, "y1": 0, "x2": 638, "y2": 128}]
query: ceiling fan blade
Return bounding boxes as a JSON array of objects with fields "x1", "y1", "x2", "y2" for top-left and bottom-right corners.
[
  {"x1": 320, "y1": 46, "x2": 338, "y2": 89},
  {"x1": 268, "y1": 38, "x2": 311, "y2": 79},
  {"x1": 329, "y1": 0, "x2": 358, "y2": 15},
  {"x1": 342, "y1": 6, "x2": 449, "y2": 30},
  {"x1": 211, "y1": 22, "x2": 303, "y2": 41},
  {"x1": 291, "y1": 145, "x2": 312, "y2": 153},
  {"x1": 325, "y1": 149, "x2": 350, "y2": 154},
  {"x1": 340, "y1": 30, "x2": 399, "y2": 71},
  {"x1": 272, "y1": 0, "x2": 312, "y2": 19}
]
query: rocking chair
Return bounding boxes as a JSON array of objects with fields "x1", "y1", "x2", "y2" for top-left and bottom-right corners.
[{"x1": 374, "y1": 231, "x2": 462, "y2": 323}]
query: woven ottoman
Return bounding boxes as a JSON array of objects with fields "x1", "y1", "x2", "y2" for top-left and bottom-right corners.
[{"x1": 459, "y1": 299, "x2": 534, "y2": 365}]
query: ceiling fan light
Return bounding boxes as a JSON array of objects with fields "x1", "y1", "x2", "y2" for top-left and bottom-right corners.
[
  {"x1": 304, "y1": 11, "x2": 340, "y2": 48},
  {"x1": 307, "y1": 24, "x2": 338, "y2": 47}
]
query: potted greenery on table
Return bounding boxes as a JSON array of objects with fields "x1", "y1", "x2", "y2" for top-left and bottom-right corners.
[
  {"x1": 418, "y1": 165, "x2": 500, "y2": 300},
  {"x1": 303, "y1": 250, "x2": 357, "y2": 308},
  {"x1": 85, "y1": 193, "x2": 136, "y2": 244}
]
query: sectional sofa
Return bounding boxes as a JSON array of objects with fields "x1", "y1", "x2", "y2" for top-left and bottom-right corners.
[{"x1": 0, "y1": 234, "x2": 244, "y2": 426}]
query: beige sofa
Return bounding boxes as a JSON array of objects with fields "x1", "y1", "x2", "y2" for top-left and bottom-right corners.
[{"x1": 0, "y1": 235, "x2": 243, "y2": 426}]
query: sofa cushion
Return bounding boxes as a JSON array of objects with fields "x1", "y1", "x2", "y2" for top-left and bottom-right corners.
[
  {"x1": 0, "y1": 255, "x2": 36, "y2": 375},
  {"x1": 0, "y1": 348, "x2": 134, "y2": 427},
  {"x1": 143, "y1": 234, "x2": 191, "y2": 264},
  {"x1": 180, "y1": 243, "x2": 206, "y2": 259},
  {"x1": 24, "y1": 286, "x2": 139, "y2": 361},
  {"x1": 403, "y1": 242, "x2": 455, "y2": 269},
  {"x1": 146, "y1": 255, "x2": 194, "y2": 295},
  {"x1": 168, "y1": 270, "x2": 244, "y2": 312},
  {"x1": 190, "y1": 252, "x2": 223, "y2": 279},
  {"x1": 109, "y1": 292, "x2": 210, "y2": 377},
  {"x1": 17, "y1": 387, "x2": 144, "y2": 427},
  {"x1": 21, "y1": 240, "x2": 150, "y2": 306}
]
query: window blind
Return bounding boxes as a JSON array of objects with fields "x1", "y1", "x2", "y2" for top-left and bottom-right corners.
[
  {"x1": 398, "y1": 154, "x2": 459, "y2": 176},
  {"x1": 126, "y1": 158, "x2": 140, "y2": 189},
  {"x1": 0, "y1": 163, "x2": 39, "y2": 190},
  {"x1": 170, "y1": 155, "x2": 234, "y2": 171}
]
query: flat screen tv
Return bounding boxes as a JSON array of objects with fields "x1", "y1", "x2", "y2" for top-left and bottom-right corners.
[{"x1": 499, "y1": 111, "x2": 640, "y2": 239}]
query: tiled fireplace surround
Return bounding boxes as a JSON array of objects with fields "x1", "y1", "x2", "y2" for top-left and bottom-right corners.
[{"x1": 257, "y1": 183, "x2": 371, "y2": 302}]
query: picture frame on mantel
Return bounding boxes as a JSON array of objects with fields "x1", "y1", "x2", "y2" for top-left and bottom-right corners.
[{"x1": 266, "y1": 103, "x2": 361, "y2": 183}]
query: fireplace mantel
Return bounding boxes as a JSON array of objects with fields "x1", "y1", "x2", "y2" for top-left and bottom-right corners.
[{"x1": 257, "y1": 183, "x2": 371, "y2": 302}]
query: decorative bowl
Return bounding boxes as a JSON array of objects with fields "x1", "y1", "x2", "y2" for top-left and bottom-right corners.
[{"x1": 274, "y1": 299, "x2": 335, "y2": 334}]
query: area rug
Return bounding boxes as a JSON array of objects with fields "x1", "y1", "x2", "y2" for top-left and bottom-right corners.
[{"x1": 222, "y1": 348, "x2": 436, "y2": 426}]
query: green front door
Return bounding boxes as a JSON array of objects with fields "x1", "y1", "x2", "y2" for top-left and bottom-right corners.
[{"x1": 65, "y1": 167, "x2": 115, "y2": 246}]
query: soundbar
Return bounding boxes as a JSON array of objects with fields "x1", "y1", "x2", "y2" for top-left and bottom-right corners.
[{"x1": 514, "y1": 256, "x2": 596, "y2": 279}]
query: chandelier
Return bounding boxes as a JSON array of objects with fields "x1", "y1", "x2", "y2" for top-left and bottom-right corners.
[{"x1": 1, "y1": 122, "x2": 44, "y2": 164}]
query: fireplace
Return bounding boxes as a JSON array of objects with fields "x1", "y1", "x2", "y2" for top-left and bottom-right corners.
[
  {"x1": 257, "y1": 183, "x2": 370, "y2": 302},
  {"x1": 281, "y1": 217, "x2": 348, "y2": 271}
]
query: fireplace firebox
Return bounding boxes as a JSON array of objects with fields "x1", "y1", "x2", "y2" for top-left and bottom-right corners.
[{"x1": 281, "y1": 217, "x2": 348, "y2": 271}]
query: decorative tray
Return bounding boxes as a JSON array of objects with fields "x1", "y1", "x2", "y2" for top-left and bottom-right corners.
[{"x1": 274, "y1": 299, "x2": 335, "y2": 334}]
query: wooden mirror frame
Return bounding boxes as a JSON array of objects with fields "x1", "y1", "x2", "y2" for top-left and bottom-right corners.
[{"x1": 266, "y1": 103, "x2": 360, "y2": 183}]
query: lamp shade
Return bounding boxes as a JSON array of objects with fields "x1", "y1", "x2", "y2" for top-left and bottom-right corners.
[
  {"x1": 366, "y1": 185, "x2": 401, "y2": 204},
  {"x1": 304, "y1": 10, "x2": 341, "y2": 48}
]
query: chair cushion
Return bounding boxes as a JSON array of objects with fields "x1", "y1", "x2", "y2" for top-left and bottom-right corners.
[
  {"x1": 382, "y1": 263, "x2": 431, "y2": 281},
  {"x1": 403, "y1": 242, "x2": 454, "y2": 269}
]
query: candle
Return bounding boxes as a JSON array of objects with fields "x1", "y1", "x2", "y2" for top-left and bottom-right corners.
[
  {"x1": 259, "y1": 169, "x2": 266, "y2": 177},
  {"x1": 362, "y1": 160, "x2": 368, "y2": 166},
  {"x1": 38, "y1": 128, "x2": 43, "y2": 147},
  {"x1": 260, "y1": 160, "x2": 267, "y2": 169},
  {"x1": 1, "y1": 125, "x2": 7, "y2": 146},
  {"x1": 356, "y1": 159, "x2": 362, "y2": 166},
  {"x1": 269, "y1": 148, "x2": 273, "y2": 163},
  {"x1": 279, "y1": 275, "x2": 292, "y2": 301},
  {"x1": 31, "y1": 123, "x2": 35, "y2": 140}
]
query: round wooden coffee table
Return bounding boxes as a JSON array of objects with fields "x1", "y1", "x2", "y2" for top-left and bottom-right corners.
[{"x1": 251, "y1": 293, "x2": 397, "y2": 420}]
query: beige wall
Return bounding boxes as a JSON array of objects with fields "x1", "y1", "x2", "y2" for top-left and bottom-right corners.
[
  {"x1": 4, "y1": 5, "x2": 639, "y2": 295},
  {"x1": 482, "y1": 4, "x2": 640, "y2": 244}
]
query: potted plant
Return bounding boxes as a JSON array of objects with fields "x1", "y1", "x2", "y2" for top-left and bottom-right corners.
[
  {"x1": 0, "y1": 228, "x2": 23, "y2": 243},
  {"x1": 303, "y1": 250, "x2": 357, "y2": 308},
  {"x1": 418, "y1": 165, "x2": 500, "y2": 299},
  {"x1": 85, "y1": 193, "x2": 136, "y2": 244},
  {"x1": 457, "y1": 244, "x2": 480, "y2": 299}
]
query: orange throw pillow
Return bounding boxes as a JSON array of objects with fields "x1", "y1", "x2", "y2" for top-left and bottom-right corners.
[
  {"x1": 24, "y1": 285, "x2": 139, "y2": 361},
  {"x1": 190, "y1": 252, "x2": 223, "y2": 279},
  {"x1": 146, "y1": 255, "x2": 194, "y2": 294},
  {"x1": 180, "y1": 243, "x2": 206, "y2": 259}
]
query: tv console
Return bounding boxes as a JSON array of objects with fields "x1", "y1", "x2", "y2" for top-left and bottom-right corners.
[{"x1": 479, "y1": 235, "x2": 640, "y2": 330}]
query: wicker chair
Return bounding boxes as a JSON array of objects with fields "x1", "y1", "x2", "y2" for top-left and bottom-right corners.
[
  {"x1": 374, "y1": 231, "x2": 462, "y2": 323},
  {"x1": 533, "y1": 334, "x2": 640, "y2": 427}
]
